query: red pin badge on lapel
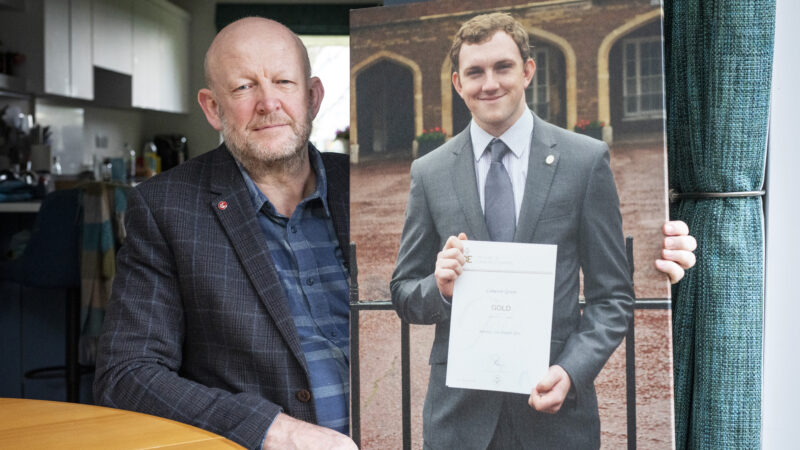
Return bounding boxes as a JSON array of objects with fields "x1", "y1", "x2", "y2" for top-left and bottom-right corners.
[{"x1": 217, "y1": 201, "x2": 228, "y2": 210}]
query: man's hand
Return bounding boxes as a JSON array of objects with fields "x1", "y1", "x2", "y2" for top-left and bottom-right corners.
[
  {"x1": 435, "y1": 233, "x2": 468, "y2": 298},
  {"x1": 528, "y1": 365, "x2": 571, "y2": 414},
  {"x1": 654, "y1": 220, "x2": 697, "y2": 284},
  {"x1": 263, "y1": 413, "x2": 357, "y2": 450}
]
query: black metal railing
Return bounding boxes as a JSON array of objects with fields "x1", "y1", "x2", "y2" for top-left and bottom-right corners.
[
  {"x1": 349, "y1": 237, "x2": 669, "y2": 450},
  {"x1": 349, "y1": 300, "x2": 411, "y2": 450}
]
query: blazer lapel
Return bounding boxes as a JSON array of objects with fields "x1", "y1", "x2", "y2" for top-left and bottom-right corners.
[
  {"x1": 206, "y1": 146, "x2": 308, "y2": 373},
  {"x1": 450, "y1": 130, "x2": 490, "y2": 240},
  {"x1": 515, "y1": 114, "x2": 560, "y2": 243},
  {"x1": 320, "y1": 152, "x2": 350, "y2": 269}
]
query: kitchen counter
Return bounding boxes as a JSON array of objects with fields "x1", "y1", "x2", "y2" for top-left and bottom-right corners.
[{"x1": 0, "y1": 201, "x2": 41, "y2": 213}]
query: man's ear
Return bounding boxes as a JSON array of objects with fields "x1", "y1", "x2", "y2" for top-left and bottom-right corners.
[
  {"x1": 452, "y1": 71, "x2": 464, "y2": 97},
  {"x1": 522, "y1": 58, "x2": 536, "y2": 89},
  {"x1": 308, "y1": 77, "x2": 325, "y2": 119},
  {"x1": 198, "y1": 88, "x2": 222, "y2": 131}
]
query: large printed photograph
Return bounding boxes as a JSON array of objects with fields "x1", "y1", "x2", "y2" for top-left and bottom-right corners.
[{"x1": 349, "y1": 0, "x2": 672, "y2": 448}]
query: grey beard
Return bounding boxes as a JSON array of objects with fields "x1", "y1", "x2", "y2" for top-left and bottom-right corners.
[{"x1": 221, "y1": 114, "x2": 312, "y2": 177}]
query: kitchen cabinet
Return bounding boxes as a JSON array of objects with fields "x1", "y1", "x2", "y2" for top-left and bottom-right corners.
[
  {"x1": 132, "y1": 0, "x2": 190, "y2": 113},
  {"x1": 161, "y1": 7, "x2": 190, "y2": 113},
  {"x1": 0, "y1": 0, "x2": 188, "y2": 112},
  {"x1": 43, "y1": 0, "x2": 93, "y2": 100},
  {"x1": 131, "y1": 0, "x2": 160, "y2": 111},
  {"x1": 92, "y1": 0, "x2": 133, "y2": 76},
  {"x1": 70, "y1": 0, "x2": 93, "y2": 99}
]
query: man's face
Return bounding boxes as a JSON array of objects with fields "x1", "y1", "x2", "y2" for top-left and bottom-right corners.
[
  {"x1": 200, "y1": 23, "x2": 323, "y2": 168},
  {"x1": 453, "y1": 31, "x2": 535, "y2": 137}
]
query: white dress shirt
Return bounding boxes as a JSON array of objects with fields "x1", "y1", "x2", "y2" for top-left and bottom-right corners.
[{"x1": 470, "y1": 110, "x2": 534, "y2": 223}]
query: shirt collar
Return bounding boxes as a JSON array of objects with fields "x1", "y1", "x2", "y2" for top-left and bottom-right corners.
[
  {"x1": 235, "y1": 144, "x2": 331, "y2": 219},
  {"x1": 470, "y1": 109, "x2": 534, "y2": 161}
]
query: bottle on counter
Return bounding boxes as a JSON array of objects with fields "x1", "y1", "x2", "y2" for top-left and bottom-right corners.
[
  {"x1": 101, "y1": 157, "x2": 112, "y2": 181},
  {"x1": 51, "y1": 155, "x2": 62, "y2": 175},
  {"x1": 92, "y1": 153, "x2": 100, "y2": 180},
  {"x1": 142, "y1": 141, "x2": 161, "y2": 177},
  {"x1": 125, "y1": 142, "x2": 136, "y2": 183}
]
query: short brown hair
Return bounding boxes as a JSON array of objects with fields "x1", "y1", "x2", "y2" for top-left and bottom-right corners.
[{"x1": 449, "y1": 12, "x2": 531, "y2": 72}]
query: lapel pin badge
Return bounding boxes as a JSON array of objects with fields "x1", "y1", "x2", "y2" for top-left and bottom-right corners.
[
  {"x1": 217, "y1": 201, "x2": 228, "y2": 210},
  {"x1": 545, "y1": 155, "x2": 555, "y2": 165}
]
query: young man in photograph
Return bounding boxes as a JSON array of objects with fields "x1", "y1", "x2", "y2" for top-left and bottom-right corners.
[{"x1": 391, "y1": 12, "x2": 694, "y2": 449}]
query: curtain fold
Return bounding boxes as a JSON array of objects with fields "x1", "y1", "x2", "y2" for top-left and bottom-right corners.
[{"x1": 665, "y1": 1, "x2": 775, "y2": 448}]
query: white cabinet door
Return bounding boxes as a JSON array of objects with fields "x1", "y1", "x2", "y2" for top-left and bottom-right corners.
[
  {"x1": 161, "y1": 8, "x2": 190, "y2": 113},
  {"x1": 43, "y1": 0, "x2": 70, "y2": 97},
  {"x1": 43, "y1": 0, "x2": 93, "y2": 99},
  {"x1": 92, "y1": 0, "x2": 132, "y2": 75},
  {"x1": 132, "y1": 0, "x2": 161, "y2": 110},
  {"x1": 132, "y1": 0, "x2": 189, "y2": 113},
  {"x1": 70, "y1": 0, "x2": 93, "y2": 99}
]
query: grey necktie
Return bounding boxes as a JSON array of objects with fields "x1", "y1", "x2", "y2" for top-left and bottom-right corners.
[{"x1": 484, "y1": 138, "x2": 515, "y2": 242}]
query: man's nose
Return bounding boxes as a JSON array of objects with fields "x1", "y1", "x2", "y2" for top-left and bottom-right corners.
[
  {"x1": 482, "y1": 71, "x2": 500, "y2": 91},
  {"x1": 255, "y1": 84, "x2": 282, "y2": 114}
]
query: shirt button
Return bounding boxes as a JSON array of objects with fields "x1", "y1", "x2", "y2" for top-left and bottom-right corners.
[
  {"x1": 306, "y1": 278, "x2": 314, "y2": 286},
  {"x1": 290, "y1": 226, "x2": 297, "y2": 233},
  {"x1": 330, "y1": 331, "x2": 337, "y2": 338},
  {"x1": 296, "y1": 389, "x2": 312, "y2": 403}
]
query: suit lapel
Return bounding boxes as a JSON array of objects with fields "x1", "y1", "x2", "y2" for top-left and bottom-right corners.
[
  {"x1": 450, "y1": 130, "x2": 490, "y2": 240},
  {"x1": 515, "y1": 114, "x2": 560, "y2": 243},
  {"x1": 320, "y1": 152, "x2": 350, "y2": 269},
  {"x1": 207, "y1": 146, "x2": 308, "y2": 373}
]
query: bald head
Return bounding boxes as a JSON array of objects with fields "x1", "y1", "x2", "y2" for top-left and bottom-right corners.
[{"x1": 203, "y1": 17, "x2": 311, "y2": 91}]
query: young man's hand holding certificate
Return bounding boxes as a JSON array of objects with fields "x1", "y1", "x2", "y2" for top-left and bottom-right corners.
[{"x1": 446, "y1": 240, "x2": 558, "y2": 395}]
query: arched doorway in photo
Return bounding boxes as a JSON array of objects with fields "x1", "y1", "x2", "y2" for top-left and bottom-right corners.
[{"x1": 356, "y1": 59, "x2": 414, "y2": 159}]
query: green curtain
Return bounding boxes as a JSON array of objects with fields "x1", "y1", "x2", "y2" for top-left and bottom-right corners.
[{"x1": 665, "y1": 1, "x2": 774, "y2": 448}]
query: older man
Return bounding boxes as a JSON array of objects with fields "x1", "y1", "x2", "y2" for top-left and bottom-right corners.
[
  {"x1": 391, "y1": 12, "x2": 694, "y2": 449},
  {"x1": 94, "y1": 18, "x2": 356, "y2": 450}
]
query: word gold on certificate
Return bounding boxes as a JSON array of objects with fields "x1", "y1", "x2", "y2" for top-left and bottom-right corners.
[{"x1": 446, "y1": 240, "x2": 558, "y2": 394}]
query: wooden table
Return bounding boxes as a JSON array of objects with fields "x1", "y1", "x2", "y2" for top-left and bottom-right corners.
[{"x1": 0, "y1": 398, "x2": 244, "y2": 449}]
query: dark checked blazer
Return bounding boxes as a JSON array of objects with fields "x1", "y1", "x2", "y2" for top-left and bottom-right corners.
[
  {"x1": 391, "y1": 112, "x2": 633, "y2": 449},
  {"x1": 93, "y1": 143, "x2": 349, "y2": 450}
]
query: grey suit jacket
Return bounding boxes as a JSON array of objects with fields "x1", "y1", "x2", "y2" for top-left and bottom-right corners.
[
  {"x1": 390, "y1": 113, "x2": 633, "y2": 449},
  {"x1": 94, "y1": 144, "x2": 349, "y2": 450}
]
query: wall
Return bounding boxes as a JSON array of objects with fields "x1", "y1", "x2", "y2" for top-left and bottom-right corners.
[
  {"x1": 763, "y1": 0, "x2": 800, "y2": 446},
  {"x1": 84, "y1": 106, "x2": 144, "y2": 165},
  {"x1": 34, "y1": 101, "x2": 145, "y2": 175},
  {"x1": 0, "y1": 0, "x2": 44, "y2": 93}
]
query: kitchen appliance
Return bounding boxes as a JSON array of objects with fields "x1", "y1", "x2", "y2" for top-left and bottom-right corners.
[{"x1": 153, "y1": 134, "x2": 188, "y2": 172}]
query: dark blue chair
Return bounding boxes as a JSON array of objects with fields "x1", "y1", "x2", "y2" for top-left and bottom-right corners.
[{"x1": 0, "y1": 188, "x2": 84, "y2": 402}]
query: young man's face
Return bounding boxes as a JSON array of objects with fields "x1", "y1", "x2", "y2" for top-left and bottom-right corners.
[{"x1": 453, "y1": 30, "x2": 536, "y2": 137}]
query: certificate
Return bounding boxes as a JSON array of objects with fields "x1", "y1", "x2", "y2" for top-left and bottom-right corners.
[{"x1": 446, "y1": 240, "x2": 557, "y2": 394}]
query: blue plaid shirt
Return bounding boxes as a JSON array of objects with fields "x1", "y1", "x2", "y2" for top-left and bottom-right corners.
[{"x1": 238, "y1": 148, "x2": 350, "y2": 434}]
